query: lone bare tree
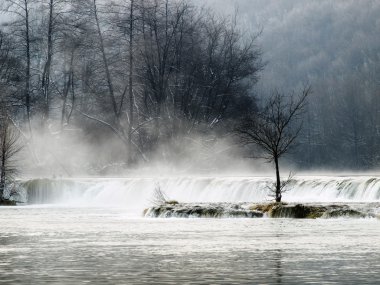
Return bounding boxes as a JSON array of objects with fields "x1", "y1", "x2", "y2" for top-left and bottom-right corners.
[{"x1": 236, "y1": 86, "x2": 311, "y2": 202}]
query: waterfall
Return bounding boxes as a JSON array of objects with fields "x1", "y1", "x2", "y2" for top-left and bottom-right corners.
[{"x1": 14, "y1": 176, "x2": 380, "y2": 209}]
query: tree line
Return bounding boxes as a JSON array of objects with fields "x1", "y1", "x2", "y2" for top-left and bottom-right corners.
[{"x1": 0, "y1": 0, "x2": 263, "y2": 163}]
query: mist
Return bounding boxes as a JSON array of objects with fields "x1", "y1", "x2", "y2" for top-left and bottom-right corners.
[{"x1": 19, "y1": 120, "x2": 272, "y2": 178}]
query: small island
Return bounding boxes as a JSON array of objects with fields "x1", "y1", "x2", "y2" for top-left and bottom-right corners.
[{"x1": 144, "y1": 201, "x2": 377, "y2": 219}]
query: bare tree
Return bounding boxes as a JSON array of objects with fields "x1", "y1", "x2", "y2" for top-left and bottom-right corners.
[
  {"x1": 0, "y1": 110, "x2": 22, "y2": 204},
  {"x1": 127, "y1": 0, "x2": 135, "y2": 163},
  {"x1": 41, "y1": 0, "x2": 67, "y2": 123},
  {"x1": 236, "y1": 86, "x2": 311, "y2": 202},
  {"x1": 1, "y1": 0, "x2": 33, "y2": 132},
  {"x1": 93, "y1": 0, "x2": 119, "y2": 121}
]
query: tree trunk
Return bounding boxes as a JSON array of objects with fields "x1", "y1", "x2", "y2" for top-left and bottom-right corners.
[
  {"x1": 61, "y1": 50, "x2": 74, "y2": 129},
  {"x1": 127, "y1": 0, "x2": 134, "y2": 164},
  {"x1": 274, "y1": 155, "x2": 281, "y2": 202},
  {"x1": 0, "y1": 125, "x2": 7, "y2": 201},
  {"x1": 93, "y1": 0, "x2": 119, "y2": 121},
  {"x1": 67, "y1": 68, "x2": 75, "y2": 124},
  {"x1": 24, "y1": 0, "x2": 32, "y2": 133},
  {"x1": 42, "y1": 0, "x2": 54, "y2": 123}
]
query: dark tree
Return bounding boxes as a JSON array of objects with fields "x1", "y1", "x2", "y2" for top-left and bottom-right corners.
[
  {"x1": 236, "y1": 86, "x2": 311, "y2": 202},
  {"x1": 1, "y1": 0, "x2": 33, "y2": 131},
  {"x1": 0, "y1": 111, "x2": 22, "y2": 204}
]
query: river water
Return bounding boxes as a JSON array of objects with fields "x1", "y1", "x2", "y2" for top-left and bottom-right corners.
[{"x1": 0, "y1": 205, "x2": 379, "y2": 284}]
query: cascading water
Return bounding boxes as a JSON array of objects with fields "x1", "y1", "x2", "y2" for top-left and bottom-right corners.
[{"x1": 14, "y1": 176, "x2": 380, "y2": 211}]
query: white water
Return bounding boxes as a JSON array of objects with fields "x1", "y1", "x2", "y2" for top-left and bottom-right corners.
[{"x1": 17, "y1": 176, "x2": 380, "y2": 211}]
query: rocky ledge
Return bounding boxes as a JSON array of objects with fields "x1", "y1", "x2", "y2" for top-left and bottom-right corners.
[
  {"x1": 144, "y1": 202, "x2": 380, "y2": 219},
  {"x1": 0, "y1": 199, "x2": 17, "y2": 206}
]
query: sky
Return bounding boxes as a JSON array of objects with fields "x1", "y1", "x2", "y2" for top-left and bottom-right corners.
[{"x1": 198, "y1": 0, "x2": 380, "y2": 93}]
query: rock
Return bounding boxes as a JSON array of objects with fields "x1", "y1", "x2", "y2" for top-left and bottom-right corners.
[
  {"x1": 144, "y1": 202, "x2": 263, "y2": 218},
  {"x1": 270, "y1": 204, "x2": 327, "y2": 218},
  {"x1": 0, "y1": 199, "x2": 17, "y2": 206},
  {"x1": 144, "y1": 202, "x2": 375, "y2": 219},
  {"x1": 324, "y1": 208, "x2": 367, "y2": 218}
]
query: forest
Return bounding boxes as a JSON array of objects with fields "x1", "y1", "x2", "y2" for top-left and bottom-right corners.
[{"x1": 0, "y1": 0, "x2": 379, "y2": 178}]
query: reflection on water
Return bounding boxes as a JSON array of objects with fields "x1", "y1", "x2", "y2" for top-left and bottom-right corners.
[
  {"x1": 0, "y1": 206, "x2": 379, "y2": 284},
  {"x1": 275, "y1": 250, "x2": 283, "y2": 284}
]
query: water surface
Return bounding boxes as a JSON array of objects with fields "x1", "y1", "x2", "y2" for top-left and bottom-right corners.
[{"x1": 0, "y1": 206, "x2": 379, "y2": 284}]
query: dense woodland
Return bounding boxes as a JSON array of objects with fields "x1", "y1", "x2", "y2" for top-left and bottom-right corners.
[
  {"x1": 0, "y1": 0, "x2": 379, "y2": 175},
  {"x1": 0, "y1": 0, "x2": 263, "y2": 172}
]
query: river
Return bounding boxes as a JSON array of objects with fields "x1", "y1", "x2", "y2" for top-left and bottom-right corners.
[{"x1": 1, "y1": 176, "x2": 379, "y2": 284}]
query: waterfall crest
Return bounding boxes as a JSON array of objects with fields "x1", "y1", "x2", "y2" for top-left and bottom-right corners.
[{"x1": 15, "y1": 176, "x2": 380, "y2": 208}]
